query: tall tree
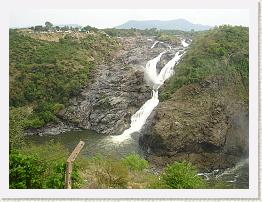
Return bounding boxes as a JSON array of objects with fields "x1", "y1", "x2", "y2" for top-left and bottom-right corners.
[{"x1": 45, "y1": 21, "x2": 53, "y2": 30}]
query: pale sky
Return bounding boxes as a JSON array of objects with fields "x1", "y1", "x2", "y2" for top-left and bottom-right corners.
[{"x1": 10, "y1": 9, "x2": 249, "y2": 28}]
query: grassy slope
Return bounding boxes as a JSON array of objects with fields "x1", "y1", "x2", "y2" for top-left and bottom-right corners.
[
  {"x1": 160, "y1": 25, "x2": 248, "y2": 101},
  {"x1": 9, "y1": 30, "x2": 120, "y2": 128}
]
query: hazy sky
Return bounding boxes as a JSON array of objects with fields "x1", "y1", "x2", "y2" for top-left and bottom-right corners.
[{"x1": 10, "y1": 9, "x2": 249, "y2": 28}]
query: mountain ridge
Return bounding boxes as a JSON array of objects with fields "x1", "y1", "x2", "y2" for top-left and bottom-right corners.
[{"x1": 115, "y1": 18, "x2": 212, "y2": 31}]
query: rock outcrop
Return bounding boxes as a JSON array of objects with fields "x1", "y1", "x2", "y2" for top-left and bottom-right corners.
[{"x1": 140, "y1": 76, "x2": 248, "y2": 171}]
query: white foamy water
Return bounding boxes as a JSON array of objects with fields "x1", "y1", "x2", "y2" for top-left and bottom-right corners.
[
  {"x1": 181, "y1": 39, "x2": 189, "y2": 47},
  {"x1": 144, "y1": 51, "x2": 166, "y2": 90},
  {"x1": 151, "y1": 41, "x2": 159, "y2": 49},
  {"x1": 158, "y1": 51, "x2": 184, "y2": 83},
  {"x1": 112, "y1": 39, "x2": 188, "y2": 143},
  {"x1": 112, "y1": 90, "x2": 159, "y2": 142}
]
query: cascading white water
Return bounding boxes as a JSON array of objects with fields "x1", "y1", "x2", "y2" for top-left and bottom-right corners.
[
  {"x1": 181, "y1": 39, "x2": 189, "y2": 47},
  {"x1": 112, "y1": 90, "x2": 159, "y2": 142},
  {"x1": 158, "y1": 51, "x2": 184, "y2": 83},
  {"x1": 144, "y1": 51, "x2": 166, "y2": 90},
  {"x1": 112, "y1": 40, "x2": 188, "y2": 143},
  {"x1": 151, "y1": 41, "x2": 159, "y2": 49}
]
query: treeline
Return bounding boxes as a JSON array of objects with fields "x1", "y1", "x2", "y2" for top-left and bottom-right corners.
[
  {"x1": 103, "y1": 27, "x2": 196, "y2": 38},
  {"x1": 160, "y1": 25, "x2": 249, "y2": 100},
  {"x1": 9, "y1": 29, "x2": 120, "y2": 128},
  {"x1": 29, "y1": 21, "x2": 99, "y2": 33}
]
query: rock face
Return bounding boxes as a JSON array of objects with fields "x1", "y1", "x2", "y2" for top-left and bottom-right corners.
[
  {"x1": 58, "y1": 65, "x2": 151, "y2": 135},
  {"x1": 139, "y1": 77, "x2": 248, "y2": 171},
  {"x1": 32, "y1": 36, "x2": 179, "y2": 135}
]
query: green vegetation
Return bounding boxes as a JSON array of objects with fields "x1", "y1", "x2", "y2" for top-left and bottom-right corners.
[
  {"x1": 81, "y1": 155, "x2": 129, "y2": 188},
  {"x1": 10, "y1": 152, "x2": 46, "y2": 188},
  {"x1": 160, "y1": 161, "x2": 205, "y2": 188},
  {"x1": 10, "y1": 142, "x2": 81, "y2": 189},
  {"x1": 160, "y1": 25, "x2": 248, "y2": 101},
  {"x1": 122, "y1": 153, "x2": 149, "y2": 171},
  {"x1": 9, "y1": 107, "x2": 32, "y2": 150},
  {"x1": 9, "y1": 132, "x2": 209, "y2": 189},
  {"x1": 103, "y1": 28, "x2": 196, "y2": 38},
  {"x1": 10, "y1": 29, "x2": 119, "y2": 128}
]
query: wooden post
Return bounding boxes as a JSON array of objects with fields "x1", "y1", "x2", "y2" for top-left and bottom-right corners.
[
  {"x1": 65, "y1": 161, "x2": 73, "y2": 189},
  {"x1": 65, "y1": 140, "x2": 85, "y2": 189}
]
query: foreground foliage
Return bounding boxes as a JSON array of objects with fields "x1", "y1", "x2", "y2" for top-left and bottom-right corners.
[
  {"x1": 9, "y1": 142, "x2": 82, "y2": 189},
  {"x1": 160, "y1": 161, "x2": 205, "y2": 188}
]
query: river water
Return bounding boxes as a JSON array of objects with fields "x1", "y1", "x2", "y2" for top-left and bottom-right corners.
[{"x1": 27, "y1": 129, "x2": 145, "y2": 158}]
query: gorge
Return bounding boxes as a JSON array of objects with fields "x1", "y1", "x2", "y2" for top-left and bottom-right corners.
[{"x1": 10, "y1": 26, "x2": 249, "y2": 188}]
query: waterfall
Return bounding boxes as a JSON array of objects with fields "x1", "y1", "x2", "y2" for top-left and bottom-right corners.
[
  {"x1": 181, "y1": 39, "x2": 189, "y2": 47},
  {"x1": 112, "y1": 39, "x2": 189, "y2": 143},
  {"x1": 151, "y1": 41, "x2": 159, "y2": 49}
]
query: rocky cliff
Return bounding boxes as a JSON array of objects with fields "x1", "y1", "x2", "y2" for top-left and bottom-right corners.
[{"x1": 139, "y1": 26, "x2": 249, "y2": 171}]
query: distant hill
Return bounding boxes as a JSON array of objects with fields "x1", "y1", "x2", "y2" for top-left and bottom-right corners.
[{"x1": 115, "y1": 19, "x2": 211, "y2": 31}]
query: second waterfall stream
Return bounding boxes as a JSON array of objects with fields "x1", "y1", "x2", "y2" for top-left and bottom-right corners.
[{"x1": 112, "y1": 39, "x2": 189, "y2": 142}]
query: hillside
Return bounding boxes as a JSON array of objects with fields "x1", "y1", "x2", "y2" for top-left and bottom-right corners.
[
  {"x1": 9, "y1": 29, "x2": 120, "y2": 129},
  {"x1": 116, "y1": 19, "x2": 211, "y2": 31},
  {"x1": 140, "y1": 25, "x2": 249, "y2": 171}
]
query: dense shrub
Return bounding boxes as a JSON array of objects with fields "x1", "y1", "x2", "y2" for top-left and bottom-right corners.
[
  {"x1": 122, "y1": 154, "x2": 149, "y2": 171},
  {"x1": 44, "y1": 161, "x2": 82, "y2": 189},
  {"x1": 160, "y1": 161, "x2": 205, "y2": 189},
  {"x1": 83, "y1": 155, "x2": 129, "y2": 188},
  {"x1": 10, "y1": 142, "x2": 82, "y2": 189},
  {"x1": 9, "y1": 152, "x2": 46, "y2": 189}
]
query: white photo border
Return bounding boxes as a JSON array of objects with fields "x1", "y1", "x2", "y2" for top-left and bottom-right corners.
[{"x1": 0, "y1": 0, "x2": 259, "y2": 199}]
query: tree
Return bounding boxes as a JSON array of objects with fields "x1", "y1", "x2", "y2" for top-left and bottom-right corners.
[
  {"x1": 34, "y1": 25, "x2": 43, "y2": 32},
  {"x1": 45, "y1": 21, "x2": 53, "y2": 30}
]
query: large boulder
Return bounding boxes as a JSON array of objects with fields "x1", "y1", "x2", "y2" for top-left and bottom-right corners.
[{"x1": 140, "y1": 77, "x2": 248, "y2": 171}]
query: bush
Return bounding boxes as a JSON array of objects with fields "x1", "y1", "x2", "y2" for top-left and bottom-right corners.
[
  {"x1": 44, "y1": 161, "x2": 82, "y2": 189},
  {"x1": 160, "y1": 161, "x2": 205, "y2": 189},
  {"x1": 9, "y1": 151, "x2": 46, "y2": 188},
  {"x1": 14, "y1": 142, "x2": 82, "y2": 189},
  {"x1": 122, "y1": 154, "x2": 149, "y2": 171},
  {"x1": 84, "y1": 155, "x2": 129, "y2": 188}
]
